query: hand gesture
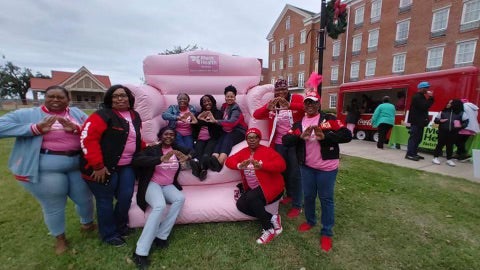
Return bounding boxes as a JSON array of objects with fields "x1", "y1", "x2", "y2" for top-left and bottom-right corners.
[
  {"x1": 300, "y1": 126, "x2": 314, "y2": 140},
  {"x1": 204, "y1": 111, "x2": 217, "y2": 123},
  {"x1": 197, "y1": 111, "x2": 208, "y2": 121},
  {"x1": 37, "y1": 116, "x2": 57, "y2": 133},
  {"x1": 251, "y1": 160, "x2": 263, "y2": 170},
  {"x1": 238, "y1": 159, "x2": 251, "y2": 170},
  {"x1": 160, "y1": 151, "x2": 175, "y2": 163},
  {"x1": 57, "y1": 117, "x2": 77, "y2": 133},
  {"x1": 172, "y1": 150, "x2": 189, "y2": 163},
  {"x1": 267, "y1": 98, "x2": 278, "y2": 111},
  {"x1": 91, "y1": 167, "x2": 110, "y2": 184},
  {"x1": 313, "y1": 126, "x2": 325, "y2": 140},
  {"x1": 187, "y1": 112, "x2": 198, "y2": 124},
  {"x1": 276, "y1": 97, "x2": 290, "y2": 109}
]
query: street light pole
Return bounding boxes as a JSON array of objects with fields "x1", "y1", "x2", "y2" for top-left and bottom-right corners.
[{"x1": 317, "y1": 0, "x2": 327, "y2": 97}]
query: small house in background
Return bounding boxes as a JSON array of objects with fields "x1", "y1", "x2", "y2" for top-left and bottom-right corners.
[{"x1": 29, "y1": 66, "x2": 111, "y2": 108}]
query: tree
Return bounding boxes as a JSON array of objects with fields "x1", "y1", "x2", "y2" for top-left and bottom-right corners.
[
  {"x1": 159, "y1": 44, "x2": 199, "y2": 55},
  {"x1": 0, "y1": 60, "x2": 49, "y2": 104}
]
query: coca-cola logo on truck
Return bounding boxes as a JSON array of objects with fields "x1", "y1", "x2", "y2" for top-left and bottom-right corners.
[{"x1": 357, "y1": 118, "x2": 372, "y2": 127}]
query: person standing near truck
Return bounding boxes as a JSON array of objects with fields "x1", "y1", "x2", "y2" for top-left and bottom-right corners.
[
  {"x1": 405, "y1": 81, "x2": 434, "y2": 161},
  {"x1": 372, "y1": 96, "x2": 396, "y2": 149}
]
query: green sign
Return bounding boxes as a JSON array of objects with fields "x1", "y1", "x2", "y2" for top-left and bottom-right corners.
[{"x1": 419, "y1": 127, "x2": 438, "y2": 150}]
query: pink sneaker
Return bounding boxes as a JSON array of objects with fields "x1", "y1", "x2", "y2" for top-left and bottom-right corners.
[
  {"x1": 280, "y1": 197, "x2": 292, "y2": 205},
  {"x1": 271, "y1": 215, "x2": 282, "y2": 235},
  {"x1": 256, "y1": 229, "x2": 275, "y2": 244},
  {"x1": 287, "y1": 208, "x2": 302, "y2": 218},
  {"x1": 320, "y1": 236, "x2": 332, "y2": 252},
  {"x1": 298, "y1": 222, "x2": 314, "y2": 232}
]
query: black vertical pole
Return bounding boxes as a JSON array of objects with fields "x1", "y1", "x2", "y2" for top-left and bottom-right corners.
[{"x1": 317, "y1": 0, "x2": 327, "y2": 97}]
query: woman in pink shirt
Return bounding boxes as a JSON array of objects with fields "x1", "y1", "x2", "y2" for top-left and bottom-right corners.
[{"x1": 131, "y1": 127, "x2": 191, "y2": 269}]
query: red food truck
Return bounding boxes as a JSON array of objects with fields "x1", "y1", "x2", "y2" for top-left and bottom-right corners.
[{"x1": 336, "y1": 66, "x2": 479, "y2": 141}]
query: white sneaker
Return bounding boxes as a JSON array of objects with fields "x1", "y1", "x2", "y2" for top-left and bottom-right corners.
[
  {"x1": 270, "y1": 214, "x2": 283, "y2": 235},
  {"x1": 432, "y1": 157, "x2": 441, "y2": 165},
  {"x1": 446, "y1": 160, "x2": 456, "y2": 167}
]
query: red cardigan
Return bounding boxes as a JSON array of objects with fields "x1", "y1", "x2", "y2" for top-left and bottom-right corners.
[
  {"x1": 225, "y1": 145, "x2": 286, "y2": 203},
  {"x1": 253, "y1": 94, "x2": 304, "y2": 145}
]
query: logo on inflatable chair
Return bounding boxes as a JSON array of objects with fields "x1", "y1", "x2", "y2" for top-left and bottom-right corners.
[{"x1": 189, "y1": 55, "x2": 219, "y2": 73}]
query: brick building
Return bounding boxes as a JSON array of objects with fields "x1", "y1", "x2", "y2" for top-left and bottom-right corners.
[{"x1": 267, "y1": 0, "x2": 480, "y2": 110}]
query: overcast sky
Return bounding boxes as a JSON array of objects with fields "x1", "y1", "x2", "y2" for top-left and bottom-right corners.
[{"x1": 0, "y1": 0, "x2": 321, "y2": 85}]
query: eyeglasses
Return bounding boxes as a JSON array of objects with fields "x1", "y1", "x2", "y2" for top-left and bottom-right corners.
[{"x1": 112, "y1": 94, "x2": 128, "y2": 99}]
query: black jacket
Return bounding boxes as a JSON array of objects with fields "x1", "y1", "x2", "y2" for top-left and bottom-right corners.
[
  {"x1": 408, "y1": 92, "x2": 434, "y2": 127},
  {"x1": 132, "y1": 143, "x2": 192, "y2": 211},
  {"x1": 283, "y1": 112, "x2": 352, "y2": 165},
  {"x1": 192, "y1": 109, "x2": 223, "y2": 140}
]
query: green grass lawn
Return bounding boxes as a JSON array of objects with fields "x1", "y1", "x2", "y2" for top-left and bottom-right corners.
[{"x1": 0, "y1": 110, "x2": 479, "y2": 269}]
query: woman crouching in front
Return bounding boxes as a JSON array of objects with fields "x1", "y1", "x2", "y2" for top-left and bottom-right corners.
[
  {"x1": 131, "y1": 127, "x2": 191, "y2": 269},
  {"x1": 225, "y1": 128, "x2": 285, "y2": 244}
]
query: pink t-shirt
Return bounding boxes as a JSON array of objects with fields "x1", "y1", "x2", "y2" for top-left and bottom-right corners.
[
  {"x1": 302, "y1": 114, "x2": 339, "y2": 171},
  {"x1": 117, "y1": 111, "x2": 137, "y2": 166},
  {"x1": 151, "y1": 147, "x2": 179, "y2": 186},
  {"x1": 274, "y1": 110, "x2": 293, "y2": 144},
  {"x1": 198, "y1": 126, "x2": 211, "y2": 141},
  {"x1": 41, "y1": 110, "x2": 81, "y2": 151},
  {"x1": 176, "y1": 110, "x2": 192, "y2": 136}
]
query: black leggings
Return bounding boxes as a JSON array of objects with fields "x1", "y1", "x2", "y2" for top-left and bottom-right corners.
[{"x1": 236, "y1": 187, "x2": 281, "y2": 230}]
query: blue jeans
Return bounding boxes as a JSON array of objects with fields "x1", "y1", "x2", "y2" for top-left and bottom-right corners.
[
  {"x1": 275, "y1": 143, "x2": 302, "y2": 208},
  {"x1": 20, "y1": 153, "x2": 94, "y2": 236},
  {"x1": 214, "y1": 130, "x2": 244, "y2": 155},
  {"x1": 175, "y1": 134, "x2": 194, "y2": 150},
  {"x1": 300, "y1": 165, "x2": 337, "y2": 237},
  {"x1": 86, "y1": 166, "x2": 135, "y2": 241},
  {"x1": 406, "y1": 125, "x2": 424, "y2": 156},
  {"x1": 135, "y1": 183, "x2": 185, "y2": 256}
]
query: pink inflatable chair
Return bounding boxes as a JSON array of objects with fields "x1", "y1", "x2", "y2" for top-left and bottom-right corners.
[{"x1": 127, "y1": 50, "x2": 279, "y2": 227}]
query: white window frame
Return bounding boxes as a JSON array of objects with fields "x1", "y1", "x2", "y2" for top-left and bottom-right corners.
[
  {"x1": 365, "y1": 59, "x2": 376, "y2": 76},
  {"x1": 288, "y1": 55, "x2": 293, "y2": 67},
  {"x1": 287, "y1": 74, "x2": 293, "y2": 86},
  {"x1": 332, "y1": 41, "x2": 340, "y2": 57},
  {"x1": 399, "y1": 0, "x2": 412, "y2": 8},
  {"x1": 371, "y1": 0, "x2": 382, "y2": 22},
  {"x1": 271, "y1": 78, "x2": 276, "y2": 85},
  {"x1": 271, "y1": 60, "x2": 276, "y2": 72},
  {"x1": 300, "y1": 29, "x2": 307, "y2": 44},
  {"x1": 427, "y1": 46, "x2": 445, "y2": 69},
  {"x1": 396, "y1": 19, "x2": 410, "y2": 41},
  {"x1": 355, "y1": 6, "x2": 365, "y2": 25},
  {"x1": 289, "y1": 34, "x2": 294, "y2": 48},
  {"x1": 368, "y1": 29, "x2": 379, "y2": 49},
  {"x1": 279, "y1": 58, "x2": 284, "y2": 70},
  {"x1": 461, "y1": 0, "x2": 480, "y2": 25},
  {"x1": 299, "y1": 51, "x2": 305, "y2": 65},
  {"x1": 314, "y1": 60, "x2": 318, "y2": 73},
  {"x1": 331, "y1": 66, "x2": 339, "y2": 81},
  {"x1": 431, "y1": 7, "x2": 450, "y2": 33},
  {"x1": 271, "y1": 42, "x2": 276, "y2": 55},
  {"x1": 392, "y1": 53, "x2": 407, "y2": 73},
  {"x1": 298, "y1": 72, "x2": 305, "y2": 88},
  {"x1": 329, "y1": 94, "x2": 337, "y2": 109},
  {"x1": 350, "y1": 61, "x2": 360, "y2": 79},
  {"x1": 352, "y1": 34, "x2": 362, "y2": 53},
  {"x1": 455, "y1": 39, "x2": 477, "y2": 64},
  {"x1": 286, "y1": 16, "x2": 291, "y2": 30},
  {"x1": 279, "y1": 39, "x2": 285, "y2": 52}
]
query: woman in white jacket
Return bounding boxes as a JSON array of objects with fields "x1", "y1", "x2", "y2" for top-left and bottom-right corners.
[{"x1": 455, "y1": 100, "x2": 480, "y2": 160}]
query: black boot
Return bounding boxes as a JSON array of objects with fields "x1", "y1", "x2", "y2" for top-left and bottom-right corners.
[
  {"x1": 132, "y1": 252, "x2": 150, "y2": 270},
  {"x1": 209, "y1": 156, "x2": 222, "y2": 172},
  {"x1": 153, "y1": 237, "x2": 169, "y2": 249},
  {"x1": 189, "y1": 159, "x2": 201, "y2": 177}
]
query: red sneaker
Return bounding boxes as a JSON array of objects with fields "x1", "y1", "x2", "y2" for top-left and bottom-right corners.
[
  {"x1": 271, "y1": 214, "x2": 282, "y2": 235},
  {"x1": 320, "y1": 236, "x2": 332, "y2": 252},
  {"x1": 298, "y1": 222, "x2": 313, "y2": 232},
  {"x1": 256, "y1": 229, "x2": 275, "y2": 244},
  {"x1": 287, "y1": 208, "x2": 302, "y2": 218},
  {"x1": 280, "y1": 196, "x2": 292, "y2": 205}
]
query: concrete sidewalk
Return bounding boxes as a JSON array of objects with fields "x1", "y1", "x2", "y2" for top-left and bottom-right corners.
[{"x1": 340, "y1": 140, "x2": 479, "y2": 183}]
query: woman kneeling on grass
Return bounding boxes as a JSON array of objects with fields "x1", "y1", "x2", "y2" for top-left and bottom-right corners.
[
  {"x1": 131, "y1": 127, "x2": 191, "y2": 269},
  {"x1": 225, "y1": 128, "x2": 285, "y2": 244}
]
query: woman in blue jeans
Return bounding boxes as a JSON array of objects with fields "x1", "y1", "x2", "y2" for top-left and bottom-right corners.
[
  {"x1": 131, "y1": 127, "x2": 190, "y2": 269},
  {"x1": 283, "y1": 90, "x2": 351, "y2": 252},
  {"x1": 0, "y1": 85, "x2": 94, "y2": 254},
  {"x1": 80, "y1": 85, "x2": 143, "y2": 246}
]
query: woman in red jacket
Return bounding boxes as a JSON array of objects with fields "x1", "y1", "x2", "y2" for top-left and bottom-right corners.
[{"x1": 225, "y1": 128, "x2": 285, "y2": 245}]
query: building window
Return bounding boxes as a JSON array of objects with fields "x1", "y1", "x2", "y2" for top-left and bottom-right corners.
[
  {"x1": 427, "y1": 46, "x2": 444, "y2": 69},
  {"x1": 299, "y1": 51, "x2": 305, "y2": 65},
  {"x1": 300, "y1": 29, "x2": 306, "y2": 44},
  {"x1": 314, "y1": 60, "x2": 318, "y2": 73},
  {"x1": 350, "y1": 61, "x2": 360, "y2": 79},
  {"x1": 279, "y1": 58, "x2": 284, "y2": 70},
  {"x1": 287, "y1": 74, "x2": 293, "y2": 86},
  {"x1": 355, "y1": 6, "x2": 365, "y2": 26},
  {"x1": 271, "y1": 78, "x2": 276, "y2": 85},
  {"x1": 455, "y1": 39, "x2": 477, "y2": 65},
  {"x1": 288, "y1": 55, "x2": 293, "y2": 67},
  {"x1": 431, "y1": 7, "x2": 450, "y2": 35},
  {"x1": 279, "y1": 39, "x2": 285, "y2": 52},
  {"x1": 392, "y1": 53, "x2": 406, "y2": 73},
  {"x1": 289, "y1": 34, "x2": 294, "y2": 48},
  {"x1": 77, "y1": 96, "x2": 82, "y2": 102},
  {"x1": 272, "y1": 60, "x2": 276, "y2": 72},
  {"x1": 271, "y1": 42, "x2": 276, "y2": 55},
  {"x1": 399, "y1": 0, "x2": 412, "y2": 8},
  {"x1": 298, "y1": 72, "x2": 305, "y2": 88},
  {"x1": 368, "y1": 29, "x2": 379, "y2": 52},
  {"x1": 371, "y1": 0, "x2": 382, "y2": 23},
  {"x1": 332, "y1": 41, "x2": 340, "y2": 58},
  {"x1": 365, "y1": 59, "x2": 376, "y2": 76},
  {"x1": 460, "y1": 0, "x2": 480, "y2": 31},
  {"x1": 352, "y1": 35, "x2": 362, "y2": 55},
  {"x1": 395, "y1": 19, "x2": 410, "y2": 45},
  {"x1": 329, "y1": 94, "x2": 337, "y2": 109},
  {"x1": 331, "y1": 66, "x2": 339, "y2": 82},
  {"x1": 286, "y1": 16, "x2": 291, "y2": 30}
]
